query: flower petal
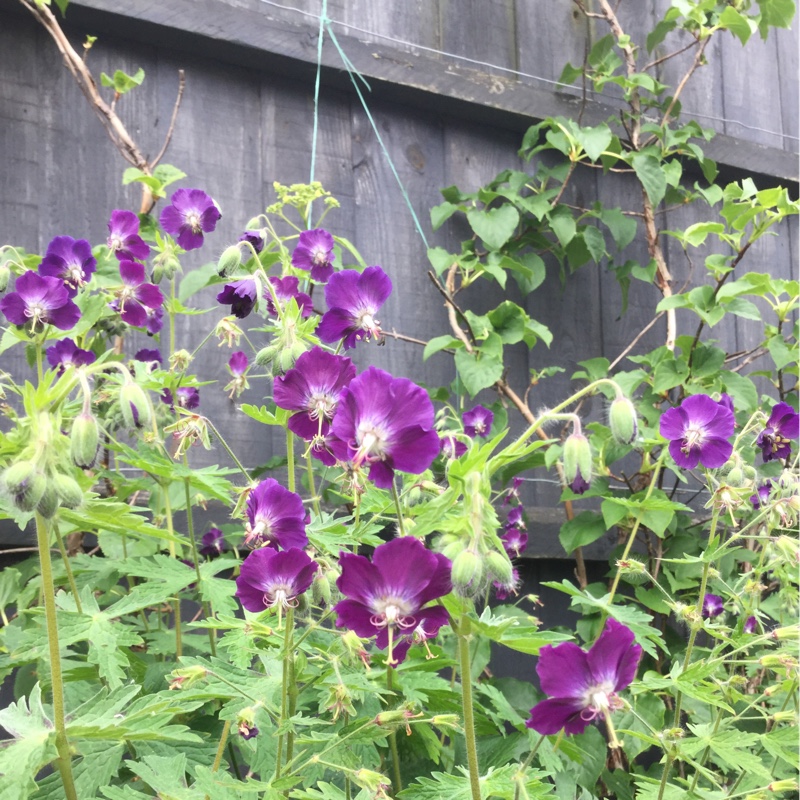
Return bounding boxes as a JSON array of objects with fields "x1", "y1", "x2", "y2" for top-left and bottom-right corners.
[
  {"x1": 586, "y1": 618, "x2": 642, "y2": 692},
  {"x1": 536, "y1": 641, "x2": 592, "y2": 699},
  {"x1": 526, "y1": 697, "x2": 589, "y2": 736}
]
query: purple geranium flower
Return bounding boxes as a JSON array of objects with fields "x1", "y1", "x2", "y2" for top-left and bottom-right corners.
[
  {"x1": 107, "y1": 210, "x2": 150, "y2": 261},
  {"x1": 660, "y1": 394, "x2": 735, "y2": 469},
  {"x1": 701, "y1": 593, "x2": 724, "y2": 619},
  {"x1": 38, "y1": 236, "x2": 96, "y2": 296},
  {"x1": 266, "y1": 276, "x2": 312, "y2": 318},
  {"x1": 506, "y1": 505, "x2": 526, "y2": 531},
  {"x1": 463, "y1": 405, "x2": 494, "y2": 438},
  {"x1": 504, "y1": 477, "x2": 524, "y2": 505},
  {"x1": 159, "y1": 188, "x2": 221, "y2": 251},
  {"x1": 236, "y1": 546, "x2": 318, "y2": 613},
  {"x1": 226, "y1": 351, "x2": 250, "y2": 399},
  {"x1": 317, "y1": 266, "x2": 392, "y2": 349},
  {"x1": 334, "y1": 537, "x2": 452, "y2": 666},
  {"x1": 199, "y1": 527, "x2": 225, "y2": 557},
  {"x1": 329, "y1": 366, "x2": 441, "y2": 489},
  {"x1": 0, "y1": 271, "x2": 81, "y2": 331},
  {"x1": 176, "y1": 386, "x2": 200, "y2": 410},
  {"x1": 756, "y1": 402, "x2": 799, "y2": 463},
  {"x1": 750, "y1": 481, "x2": 774, "y2": 510},
  {"x1": 273, "y1": 347, "x2": 356, "y2": 466},
  {"x1": 144, "y1": 305, "x2": 165, "y2": 335},
  {"x1": 244, "y1": 478, "x2": 308, "y2": 550},
  {"x1": 440, "y1": 433, "x2": 467, "y2": 459},
  {"x1": 110, "y1": 261, "x2": 164, "y2": 328},
  {"x1": 526, "y1": 618, "x2": 642, "y2": 736},
  {"x1": 743, "y1": 615, "x2": 758, "y2": 634},
  {"x1": 494, "y1": 569, "x2": 520, "y2": 601},
  {"x1": 239, "y1": 230, "x2": 265, "y2": 254},
  {"x1": 217, "y1": 278, "x2": 258, "y2": 319},
  {"x1": 134, "y1": 348, "x2": 162, "y2": 366},
  {"x1": 46, "y1": 338, "x2": 96, "y2": 373},
  {"x1": 292, "y1": 228, "x2": 335, "y2": 283},
  {"x1": 501, "y1": 527, "x2": 528, "y2": 558}
]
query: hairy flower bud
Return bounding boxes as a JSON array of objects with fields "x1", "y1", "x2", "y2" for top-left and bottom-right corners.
[
  {"x1": 70, "y1": 412, "x2": 100, "y2": 469},
  {"x1": 217, "y1": 244, "x2": 242, "y2": 277},
  {"x1": 563, "y1": 431, "x2": 592, "y2": 493},
  {"x1": 119, "y1": 381, "x2": 152, "y2": 430},
  {"x1": 451, "y1": 549, "x2": 484, "y2": 595},
  {"x1": 3, "y1": 461, "x2": 46, "y2": 513},
  {"x1": 53, "y1": 472, "x2": 83, "y2": 509},
  {"x1": 485, "y1": 549, "x2": 514, "y2": 585},
  {"x1": 36, "y1": 483, "x2": 60, "y2": 519},
  {"x1": 351, "y1": 769, "x2": 390, "y2": 794},
  {"x1": 608, "y1": 396, "x2": 638, "y2": 444}
]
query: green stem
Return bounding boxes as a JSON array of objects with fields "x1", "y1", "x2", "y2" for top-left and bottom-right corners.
[
  {"x1": 35, "y1": 513, "x2": 78, "y2": 800},
  {"x1": 276, "y1": 605, "x2": 295, "y2": 779},
  {"x1": 608, "y1": 451, "x2": 667, "y2": 605},
  {"x1": 169, "y1": 276, "x2": 176, "y2": 357},
  {"x1": 689, "y1": 709, "x2": 723, "y2": 792},
  {"x1": 53, "y1": 523, "x2": 81, "y2": 614},
  {"x1": 212, "y1": 720, "x2": 231, "y2": 773},
  {"x1": 205, "y1": 418, "x2": 251, "y2": 482},
  {"x1": 391, "y1": 482, "x2": 406, "y2": 537},
  {"x1": 386, "y1": 665, "x2": 402, "y2": 794},
  {"x1": 458, "y1": 615, "x2": 482, "y2": 800},
  {"x1": 286, "y1": 429, "x2": 296, "y2": 494},
  {"x1": 655, "y1": 755, "x2": 674, "y2": 800},
  {"x1": 306, "y1": 455, "x2": 321, "y2": 517}
]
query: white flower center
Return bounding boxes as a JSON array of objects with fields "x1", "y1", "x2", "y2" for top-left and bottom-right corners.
[
  {"x1": 308, "y1": 393, "x2": 336, "y2": 421},
  {"x1": 108, "y1": 234, "x2": 123, "y2": 251},
  {"x1": 682, "y1": 425, "x2": 706, "y2": 453},
  {"x1": 355, "y1": 310, "x2": 382, "y2": 342},
  {"x1": 370, "y1": 597, "x2": 415, "y2": 629},
  {"x1": 24, "y1": 302, "x2": 47, "y2": 328},
  {"x1": 312, "y1": 246, "x2": 327, "y2": 266},
  {"x1": 186, "y1": 211, "x2": 202, "y2": 233},
  {"x1": 353, "y1": 425, "x2": 389, "y2": 466}
]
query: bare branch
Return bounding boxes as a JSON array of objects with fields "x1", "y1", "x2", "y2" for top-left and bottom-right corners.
[
  {"x1": 644, "y1": 37, "x2": 701, "y2": 72},
  {"x1": 608, "y1": 311, "x2": 666, "y2": 371},
  {"x1": 152, "y1": 70, "x2": 186, "y2": 168}
]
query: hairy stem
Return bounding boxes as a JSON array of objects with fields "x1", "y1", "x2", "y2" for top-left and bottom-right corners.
[{"x1": 458, "y1": 616, "x2": 482, "y2": 800}]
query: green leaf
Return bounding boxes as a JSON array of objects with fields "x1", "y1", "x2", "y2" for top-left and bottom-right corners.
[
  {"x1": 722, "y1": 296, "x2": 761, "y2": 321},
  {"x1": 422, "y1": 334, "x2": 458, "y2": 361},
  {"x1": 720, "y1": 370, "x2": 758, "y2": 413},
  {"x1": 600, "y1": 207, "x2": 637, "y2": 250},
  {"x1": 454, "y1": 347, "x2": 504, "y2": 397},
  {"x1": 756, "y1": 0, "x2": 796, "y2": 37},
  {"x1": 522, "y1": 318, "x2": 553, "y2": 348},
  {"x1": 548, "y1": 207, "x2": 576, "y2": 247},
  {"x1": 560, "y1": 511, "x2": 606, "y2": 552},
  {"x1": 631, "y1": 153, "x2": 667, "y2": 207},
  {"x1": 767, "y1": 334, "x2": 796, "y2": 369},
  {"x1": 32, "y1": 742, "x2": 124, "y2": 800},
  {"x1": 575, "y1": 124, "x2": 612, "y2": 161},
  {"x1": 601, "y1": 499, "x2": 629, "y2": 529},
  {"x1": 635, "y1": 586, "x2": 671, "y2": 615},
  {"x1": 507, "y1": 252, "x2": 546, "y2": 295},
  {"x1": 466, "y1": 206, "x2": 519, "y2": 250},
  {"x1": 240, "y1": 404, "x2": 289, "y2": 427},
  {"x1": 152, "y1": 163, "x2": 186, "y2": 189},
  {"x1": 582, "y1": 225, "x2": 606, "y2": 263},
  {"x1": 652, "y1": 357, "x2": 689, "y2": 393},
  {"x1": 100, "y1": 67, "x2": 145, "y2": 94},
  {"x1": 487, "y1": 301, "x2": 526, "y2": 344},
  {"x1": 430, "y1": 202, "x2": 459, "y2": 230},
  {"x1": 178, "y1": 260, "x2": 221, "y2": 303},
  {"x1": 426, "y1": 246, "x2": 454, "y2": 276},
  {"x1": 681, "y1": 221, "x2": 725, "y2": 247}
]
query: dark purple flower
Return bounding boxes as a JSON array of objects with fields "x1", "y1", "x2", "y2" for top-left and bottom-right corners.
[
  {"x1": 134, "y1": 348, "x2": 162, "y2": 365},
  {"x1": 701, "y1": 593, "x2": 724, "y2": 619},
  {"x1": 217, "y1": 278, "x2": 258, "y2": 319},
  {"x1": 756, "y1": 402, "x2": 799, "y2": 463},
  {"x1": 526, "y1": 619, "x2": 642, "y2": 736},
  {"x1": 501, "y1": 527, "x2": 528, "y2": 558},
  {"x1": 506, "y1": 505, "x2": 526, "y2": 531},
  {"x1": 330, "y1": 367, "x2": 441, "y2": 489},
  {"x1": 228, "y1": 351, "x2": 248, "y2": 376},
  {"x1": 273, "y1": 347, "x2": 356, "y2": 466},
  {"x1": 244, "y1": 478, "x2": 308, "y2": 550},
  {"x1": 440, "y1": 433, "x2": 467, "y2": 459},
  {"x1": 144, "y1": 305, "x2": 165, "y2": 335},
  {"x1": 0, "y1": 271, "x2": 81, "y2": 331},
  {"x1": 750, "y1": 481, "x2": 773, "y2": 510},
  {"x1": 239, "y1": 230, "x2": 265, "y2": 254},
  {"x1": 317, "y1": 266, "x2": 392, "y2": 349},
  {"x1": 334, "y1": 537, "x2": 452, "y2": 666},
  {"x1": 463, "y1": 405, "x2": 494, "y2": 438},
  {"x1": 199, "y1": 527, "x2": 225, "y2": 557},
  {"x1": 494, "y1": 569, "x2": 520, "y2": 601},
  {"x1": 570, "y1": 475, "x2": 591, "y2": 495},
  {"x1": 236, "y1": 546, "x2": 317, "y2": 613},
  {"x1": 743, "y1": 615, "x2": 758, "y2": 634},
  {"x1": 159, "y1": 188, "x2": 221, "y2": 251},
  {"x1": 266, "y1": 276, "x2": 312, "y2": 319},
  {"x1": 660, "y1": 394, "x2": 735, "y2": 470},
  {"x1": 238, "y1": 723, "x2": 259, "y2": 740},
  {"x1": 38, "y1": 236, "x2": 96, "y2": 296},
  {"x1": 110, "y1": 261, "x2": 164, "y2": 328},
  {"x1": 107, "y1": 210, "x2": 150, "y2": 261},
  {"x1": 503, "y1": 477, "x2": 524, "y2": 505},
  {"x1": 292, "y1": 228, "x2": 335, "y2": 283},
  {"x1": 176, "y1": 386, "x2": 200, "y2": 410},
  {"x1": 46, "y1": 338, "x2": 96, "y2": 373}
]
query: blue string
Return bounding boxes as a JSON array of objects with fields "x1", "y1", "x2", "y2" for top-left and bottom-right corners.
[
  {"x1": 324, "y1": 22, "x2": 430, "y2": 250},
  {"x1": 307, "y1": 0, "x2": 328, "y2": 226}
]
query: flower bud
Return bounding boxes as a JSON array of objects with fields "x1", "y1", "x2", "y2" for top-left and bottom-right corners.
[
  {"x1": 771, "y1": 625, "x2": 800, "y2": 641},
  {"x1": 3, "y1": 461, "x2": 46, "y2": 513},
  {"x1": 768, "y1": 780, "x2": 799, "y2": 793},
  {"x1": 119, "y1": 381, "x2": 152, "y2": 430},
  {"x1": 275, "y1": 340, "x2": 308, "y2": 376},
  {"x1": 485, "y1": 550, "x2": 514, "y2": 585},
  {"x1": 430, "y1": 714, "x2": 460, "y2": 730},
  {"x1": 563, "y1": 431, "x2": 592, "y2": 493},
  {"x1": 312, "y1": 571, "x2": 332, "y2": 606},
  {"x1": 254, "y1": 344, "x2": 278, "y2": 368},
  {"x1": 53, "y1": 472, "x2": 83, "y2": 509},
  {"x1": 70, "y1": 412, "x2": 100, "y2": 469},
  {"x1": 617, "y1": 557, "x2": 649, "y2": 585},
  {"x1": 351, "y1": 769, "x2": 390, "y2": 793},
  {"x1": 167, "y1": 664, "x2": 208, "y2": 690},
  {"x1": 217, "y1": 244, "x2": 242, "y2": 277},
  {"x1": 451, "y1": 549, "x2": 484, "y2": 594},
  {"x1": 36, "y1": 483, "x2": 60, "y2": 519},
  {"x1": 726, "y1": 466, "x2": 745, "y2": 487},
  {"x1": 374, "y1": 709, "x2": 411, "y2": 727},
  {"x1": 608, "y1": 396, "x2": 638, "y2": 444},
  {"x1": 0, "y1": 263, "x2": 10, "y2": 293}
]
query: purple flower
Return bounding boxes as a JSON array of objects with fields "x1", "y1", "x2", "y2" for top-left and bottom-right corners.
[
  {"x1": 440, "y1": 434, "x2": 467, "y2": 459},
  {"x1": 501, "y1": 527, "x2": 528, "y2": 558},
  {"x1": 107, "y1": 210, "x2": 150, "y2": 261},
  {"x1": 110, "y1": 261, "x2": 164, "y2": 328},
  {"x1": 317, "y1": 266, "x2": 391, "y2": 349},
  {"x1": 46, "y1": 338, "x2": 96, "y2": 373},
  {"x1": 238, "y1": 723, "x2": 259, "y2": 740},
  {"x1": 570, "y1": 475, "x2": 591, "y2": 495},
  {"x1": 0, "y1": 271, "x2": 81, "y2": 331},
  {"x1": 743, "y1": 615, "x2": 758, "y2": 634},
  {"x1": 701, "y1": 593, "x2": 724, "y2": 619},
  {"x1": 526, "y1": 619, "x2": 642, "y2": 736},
  {"x1": 236, "y1": 546, "x2": 317, "y2": 612},
  {"x1": 229, "y1": 351, "x2": 248, "y2": 376},
  {"x1": 244, "y1": 478, "x2": 308, "y2": 550},
  {"x1": 503, "y1": 477, "x2": 524, "y2": 505},
  {"x1": 750, "y1": 481, "x2": 774, "y2": 510},
  {"x1": 494, "y1": 569, "x2": 520, "y2": 601},
  {"x1": 176, "y1": 386, "x2": 200, "y2": 410},
  {"x1": 756, "y1": 402, "x2": 799, "y2": 463},
  {"x1": 660, "y1": 394, "x2": 735, "y2": 470},
  {"x1": 239, "y1": 230, "x2": 265, "y2": 254},
  {"x1": 159, "y1": 188, "x2": 221, "y2": 251},
  {"x1": 273, "y1": 347, "x2": 356, "y2": 466},
  {"x1": 199, "y1": 527, "x2": 225, "y2": 557},
  {"x1": 506, "y1": 505, "x2": 526, "y2": 531},
  {"x1": 38, "y1": 236, "x2": 96, "y2": 296},
  {"x1": 217, "y1": 278, "x2": 257, "y2": 319},
  {"x1": 334, "y1": 537, "x2": 452, "y2": 666},
  {"x1": 266, "y1": 276, "x2": 312, "y2": 318},
  {"x1": 330, "y1": 367, "x2": 441, "y2": 489},
  {"x1": 292, "y1": 228, "x2": 335, "y2": 283},
  {"x1": 144, "y1": 305, "x2": 164, "y2": 335},
  {"x1": 463, "y1": 405, "x2": 494, "y2": 438},
  {"x1": 134, "y1": 348, "x2": 162, "y2": 365}
]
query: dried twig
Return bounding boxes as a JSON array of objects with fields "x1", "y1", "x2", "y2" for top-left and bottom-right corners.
[{"x1": 152, "y1": 70, "x2": 186, "y2": 168}]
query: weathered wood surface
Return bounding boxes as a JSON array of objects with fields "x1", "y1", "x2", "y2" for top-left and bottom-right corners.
[{"x1": 0, "y1": 1, "x2": 797, "y2": 558}]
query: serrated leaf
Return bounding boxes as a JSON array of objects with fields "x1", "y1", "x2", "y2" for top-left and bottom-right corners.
[{"x1": 560, "y1": 511, "x2": 606, "y2": 552}]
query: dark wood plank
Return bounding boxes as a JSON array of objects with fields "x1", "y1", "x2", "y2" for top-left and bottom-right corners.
[
  {"x1": 439, "y1": 0, "x2": 517, "y2": 71},
  {"x1": 776, "y1": 23, "x2": 800, "y2": 155}
]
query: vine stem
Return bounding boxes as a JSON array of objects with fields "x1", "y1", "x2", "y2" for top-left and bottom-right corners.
[
  {"x1": 458, "y1": 615, "x2": 482, "y2": 800},
  {"x1": 35, "y1": 513, "x2": 78, "y2": 800}
]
